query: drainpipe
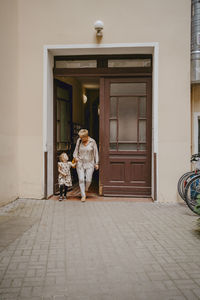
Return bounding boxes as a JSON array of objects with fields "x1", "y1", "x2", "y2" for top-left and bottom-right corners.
[{"x1": 191, "y1": 0, "x2": 200, "y2": 83}]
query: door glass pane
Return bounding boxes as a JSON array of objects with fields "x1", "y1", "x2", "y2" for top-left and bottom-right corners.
[
  {"x1": 110, "y1": 143, "x2": 117, "y2": 150},
  {"x1": 139, "y1": 120, "x2": 146, "y2": 142},
  {"x1": 118, "y1": 143, "x2": 137, "y2": 150},
  {"x1": 57, "y1": 87, "x2": 70, "y2": 99},
  {"x1": 57, "y1": 101, "x2": 61, "y2": 146},
  {"x1": 110, "y1": 97, "x2": 117, "y2": 118},
  {"x1": 110, "y1": 120, "x2": 117, "y2": 142},
  {"x1": 56, "y1": 60, "x2": 97, "y2": 68},
  {"x1": 57, "y1": 101, "x2": 60, "y2": 119},
  {"x1": 198, "y1": 119, "x2": 200, "y2": 153},
  {"x1": 139, "y1": 97, "x2": 146, "y2": 117},
  {"x1": 60, "y1": 101, "x2": 67, "y2": 142},
  {"x1": 118, "y1": 97, "x2": 137, "y2": 142},
  {"x1": 139, "y1": 144, "x2": 146, "y2": 150},
  {"x1": 57, "y1": 122, "x2": 60, "y2": 143},
  {"x1": 66, "y1": 102, "x2": 71, "y2": 141},
  {"x1": 110, "y1": 83, "x2": 146, "y2": 96},
  {"x1": 108, "y1": 59, "x2": 151, "y2": 68}
]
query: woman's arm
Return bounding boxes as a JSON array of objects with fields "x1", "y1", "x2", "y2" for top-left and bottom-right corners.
[
  {"x1": 93, "y1": 140, "x2": 99, "y2": 170},
  {"x1": 73, "y1": 138, "x2": 81, "y2": 161}
]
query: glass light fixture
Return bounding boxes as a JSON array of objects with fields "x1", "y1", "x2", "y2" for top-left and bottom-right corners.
[
  {"x1": 83, "y1": 94, "x2": 87, "y2": 104},
  {"x1": 94, "y1": 20, "x2": 104, "y2": 37}
]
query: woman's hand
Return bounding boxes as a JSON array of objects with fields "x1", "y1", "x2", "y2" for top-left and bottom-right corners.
[{"x1": 95, "y1": 164, "x2": 99, "y2": 170}]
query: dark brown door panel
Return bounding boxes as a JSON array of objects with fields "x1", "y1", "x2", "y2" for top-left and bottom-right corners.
[
  {"x1": 100, "y1": 77, "x2": 152, "y2": 197},
  {"x1": 109, "y1": 162, "x2": 125, "y2": 182},
  {"x1": 103, "y1": 185, "x2": 151, "y2": 197}
]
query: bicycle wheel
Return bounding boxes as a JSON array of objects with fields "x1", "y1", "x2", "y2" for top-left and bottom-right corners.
[
  {"x1": 177, "y1": 171, "x2": 194, "y2": 200},
  {"x1": 184, "y1": 174, "x2": 200, "y2": 215}
]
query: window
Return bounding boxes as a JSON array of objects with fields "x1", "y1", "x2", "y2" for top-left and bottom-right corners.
[
  {"x1": 54, "y1": 55, "x2": 152, "y2": 70},
  {"x1": 108, "y1": 59, "x2": 151, "y2": 68},
  {"x1": 55, "y1": 60, "x2": 97, "y2": 68},
  {"x1": 109, "y1": 82, "x2": 147, "y2": 151},
  {"x1": 193, "y1": 113, "x2": 200, "y2": 153}
]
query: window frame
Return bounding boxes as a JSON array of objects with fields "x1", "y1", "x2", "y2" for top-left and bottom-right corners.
[
  {"x1": 193, "y1": 112, "x2": 200, "y2": 153},
  {"x1": 54, "y1": 54, "x2": 152, "y2": 76}
]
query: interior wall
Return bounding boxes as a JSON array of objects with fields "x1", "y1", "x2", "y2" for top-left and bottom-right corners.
[{"x1": 0, "y1": 0, "x2": 18, "y2": 206}]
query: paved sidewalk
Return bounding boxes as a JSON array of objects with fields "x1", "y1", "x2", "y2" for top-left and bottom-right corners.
[{"x1": 0, "y1": 199, "x2": 200, "y2": 300}]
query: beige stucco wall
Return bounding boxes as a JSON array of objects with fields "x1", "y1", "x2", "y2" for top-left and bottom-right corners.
[
  {"x1": 1, "y1": 0, "x2": 191, "y2": 203},
  {"x1": 0, "y1": 0, "x2": 18, "y2": 206}
]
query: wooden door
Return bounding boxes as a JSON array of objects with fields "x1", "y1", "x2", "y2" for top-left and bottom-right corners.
[
  {"x1": 100, "y1": 77, "x2": 152, "y2": 197},
  {"x1": 53, "y1": 79, "x2": 73, "y2": 194}
]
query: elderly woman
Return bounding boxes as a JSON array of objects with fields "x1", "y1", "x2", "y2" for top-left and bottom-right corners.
[{"x1": 73, "y1": 129, "x2": 99, "y2": 202}]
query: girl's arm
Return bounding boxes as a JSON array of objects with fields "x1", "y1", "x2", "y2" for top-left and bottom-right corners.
[{"x1": 68, "y1": 161, "x2": 76, "y2": 168}]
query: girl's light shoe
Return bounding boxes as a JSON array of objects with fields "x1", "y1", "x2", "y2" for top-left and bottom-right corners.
[{"x1": 81, "y1": 196, "x2": 86, "y2": 202}]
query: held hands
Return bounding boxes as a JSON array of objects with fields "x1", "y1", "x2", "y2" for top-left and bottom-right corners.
[{"x1": 71, "y1": 158, "x2": 77, "y2": 168}]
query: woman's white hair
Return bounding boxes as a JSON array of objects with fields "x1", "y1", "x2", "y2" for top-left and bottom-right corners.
[{"x1": 78, "y1": 129, "x2": 88, "y2": 138}]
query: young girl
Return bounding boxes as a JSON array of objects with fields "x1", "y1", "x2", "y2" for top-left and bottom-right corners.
[{"x1": 58, "y1": 152, "x2": 76, "y2": 201}]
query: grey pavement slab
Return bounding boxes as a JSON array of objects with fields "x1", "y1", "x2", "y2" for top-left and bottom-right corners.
[
  {"x1": 0, "y1": 215, "x2": 40, "y2": 252},
  {"x1": 0, "y1": 198, "x2": 200, "y2": 299}
]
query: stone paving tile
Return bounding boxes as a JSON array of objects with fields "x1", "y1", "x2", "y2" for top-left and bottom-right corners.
[{"x1": 0, "y1": 199, "x2": 200, "y2": 299}]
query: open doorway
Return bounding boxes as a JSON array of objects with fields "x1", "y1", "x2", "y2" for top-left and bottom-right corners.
[
  {"x1": 52, "y1": 54, "x2": 153, "y2": 199},
  {"x1": 53, "y1": 76, "x2": 100, "y2": 198}
]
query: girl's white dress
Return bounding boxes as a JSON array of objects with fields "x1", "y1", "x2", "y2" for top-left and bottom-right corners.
[{"x1": 58, "y1": 162, "x2": 73, "y2": 186}]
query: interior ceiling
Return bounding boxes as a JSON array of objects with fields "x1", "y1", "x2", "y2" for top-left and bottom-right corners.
[
  {"x1": 55, "y1": 76, "x2": 100, "y2": 89},
  {"x1": 77, "y1": 77, "x2": 100, "y2": 89}
]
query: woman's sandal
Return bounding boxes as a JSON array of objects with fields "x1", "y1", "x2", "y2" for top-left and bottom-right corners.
[{"x1": 81, "y1": 196, "x2": 86, "y2": 202}]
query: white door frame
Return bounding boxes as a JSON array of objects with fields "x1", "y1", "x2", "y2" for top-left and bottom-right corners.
[{"x1": 43, "y1": 43, "x2": 159, "y2": 199}]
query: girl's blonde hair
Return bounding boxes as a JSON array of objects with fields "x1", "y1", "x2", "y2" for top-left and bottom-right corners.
[
  {"x1": 78, "y1": 129, "x2": 88, "y2": 138},
  {"x1": 59, "y1": 152, "x2": 68, "y2": 162}
]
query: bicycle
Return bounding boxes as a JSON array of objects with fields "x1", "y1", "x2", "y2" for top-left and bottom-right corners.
[
  {"x1": 177, "y1": 154, "x2": 200, "y2": 201},
  {"x1": 184, "y1": 173, "x2": 200, "y2": 215}
]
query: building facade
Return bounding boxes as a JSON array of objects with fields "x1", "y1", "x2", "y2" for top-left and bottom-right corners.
[{"x1": 0, "y1": 0, "x2": 191, "y2": 206}]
